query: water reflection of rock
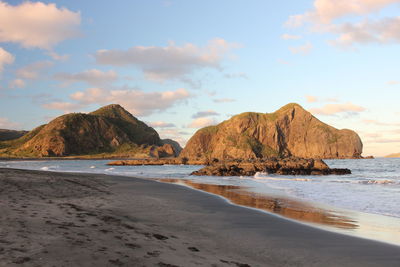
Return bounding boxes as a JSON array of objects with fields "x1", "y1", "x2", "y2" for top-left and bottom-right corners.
[{"x1": 159, "y1": 179, "x2": 358, "y2": 230}]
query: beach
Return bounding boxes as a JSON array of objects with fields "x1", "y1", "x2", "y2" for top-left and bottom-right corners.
[{"x1": 1, "y1": 168, "x2": 400, "y2": 267}]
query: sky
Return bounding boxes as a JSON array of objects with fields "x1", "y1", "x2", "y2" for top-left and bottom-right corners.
[{"x1": 0, "y1": 0, "x2": 400, "y2": 157}]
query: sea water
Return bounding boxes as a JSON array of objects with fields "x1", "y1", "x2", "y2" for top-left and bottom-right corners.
[
  {"x1": 1, "y1": 158, "x2": 400, "y2": 245},
  {"x1": 1, "y1": 158, "x2": 399, "y2": 218}
]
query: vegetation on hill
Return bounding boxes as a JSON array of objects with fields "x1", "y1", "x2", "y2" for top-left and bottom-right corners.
[
  {"x1": 180, "y1": 103, "x2": 363, "y2": 160},
  {"x1": 0, "y1": 104, "x2": 180, "y2": 158}
]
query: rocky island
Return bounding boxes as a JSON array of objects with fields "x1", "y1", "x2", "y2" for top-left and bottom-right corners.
[{"x1": 180, "y1": 103, "x2": 363, "y2": 161}]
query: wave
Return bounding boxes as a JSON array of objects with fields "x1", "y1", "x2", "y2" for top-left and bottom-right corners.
[
  {"x1": 253, "y1": 172, "x2": 312, "y2": 182},
  {"x1": 40, "y1": 166, "x2": 49, "y2": 171},
  {"x1": 359, "y1": 179, "x2": 395, "y2": 185}
]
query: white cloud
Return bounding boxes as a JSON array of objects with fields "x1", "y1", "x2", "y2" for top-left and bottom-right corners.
[
  {"x1": 42, "y1": 102, "x2": 84, "y2": 114},
  {"x1": 286, "y1": 0, "x2": 400, "y2": 26},
  {"x1": 213, "y1": 98, "x2": 235, "y2": 103},
  {"x1": 309, "y1": 102, "x2": 366, "y2": 115},
  {"x1": 46, "y1": 51, "x2": 69, "y2": 61},
  {"x1": 0, "y1": 47, "x2": 14, "y2": 72},
  {"x1": 16, "y1": 61, "x2": 53, "y2": 79},
  {"x1": 147, "y1": 121, "x2": 176, "y2": 128},
  {"x1": 54, "y1": 69, "x2": 118, "y2": 86},
  {"x1": 286, "y1": 0, "x2": 400, "y2": 47},
  {"x1": 44, "y1": 87, "x2": 191, "y2": 116},
  {"x1": 0, "y1": 117, "x2": 20, "y2": 129},
  {"x1": 330, "y1": 17, "x2": 400, "y2": 46},
  {"x1": 188, "y1": 117, "x2": 218, "y2": 128},
  {"x1": 0, "y1": 1, "x2": 81, "y2": 49},
  {"x1": 95, "y1": 38, "x2": 240, "y2": 82},
  {"x1": 281, "y1": 33, "x2": 302, "y2": 40},
  {"x1": 192, "y1": 110, "x2": 220, "y2": 119},
  {"x1": 9, "y1": 79, "x2": 25, "y2": 89},
  {"x1": 290, "y1": 42, "x2": 313, "y2": 54}
]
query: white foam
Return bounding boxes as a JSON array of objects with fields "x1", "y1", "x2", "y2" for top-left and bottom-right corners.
[
  {"x1": 359, "y1": 179, "x2": 395, "y2": 185},
  {"x1": 40, "y1": 166, "x2": 49, "y2": 171},
  {"x1": 105, "y1": 167, "x2": 115, "y2": 171},
  {"x1": 90, "y1": 166, "x2": 96, "y2": 169}
]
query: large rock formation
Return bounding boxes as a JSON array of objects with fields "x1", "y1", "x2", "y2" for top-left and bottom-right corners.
[
  {"x1": 181, "y1": 103, "x2": 363, "y2": 160},
  {"x1": 0, "y1": 104, "x2": 180, "y2": 158},
  {"x1": 191, "y1": 158, "x2": 351, "y2": 176},
  {"x1": 0, "y1": 129, "x2": 28, "y2": 141}
]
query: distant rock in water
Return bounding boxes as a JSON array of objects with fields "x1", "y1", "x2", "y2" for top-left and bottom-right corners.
[
  {"x1": 385, "y1": 153, "x2": 400, "y2": 158},
  {"x1": 161, "y1": 139, "x2": 183, "y2": 155},
  {"x1": 180, "y1": 103, "x2": 363, "y2": 161},
  {"x1": 191, "y1": 158, "x2": 351, "y2": 176},
  {"x1": 0, "y1": 104, "x2": 181, "y2": 158},
  {"x1": 0, "y1": 129, "x2": 28, "y2": 141}
]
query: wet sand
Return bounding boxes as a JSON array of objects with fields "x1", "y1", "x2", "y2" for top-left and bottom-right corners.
[{"x1": 1, "y1": 168, "x2": 400, "y2": 266}]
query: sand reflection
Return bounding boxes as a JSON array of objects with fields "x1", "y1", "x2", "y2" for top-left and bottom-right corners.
[{"x1": 158, "y1": 178, "x2": 358, "y2": 230}]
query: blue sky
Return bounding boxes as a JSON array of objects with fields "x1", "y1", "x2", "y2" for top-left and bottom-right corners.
[{"x1": 1, "y1": 0, "x2": 400, "y2": 156}]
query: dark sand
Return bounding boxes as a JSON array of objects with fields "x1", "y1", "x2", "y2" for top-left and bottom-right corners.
[{"x1": 0, "y1": 168, "x2": 399, "y2": 266}]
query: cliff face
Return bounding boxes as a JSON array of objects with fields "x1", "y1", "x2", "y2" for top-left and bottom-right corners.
[
  {"x1": 0, "y1": 104, "x2": 179, "y2": 158},
  {"x1": 180, "y1": 103, "x2": 363, "y2": 160}
]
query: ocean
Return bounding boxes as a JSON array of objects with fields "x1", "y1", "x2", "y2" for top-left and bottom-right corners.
[{"x1": 1, "y1": 158, "x2": 399, "y2": 246}]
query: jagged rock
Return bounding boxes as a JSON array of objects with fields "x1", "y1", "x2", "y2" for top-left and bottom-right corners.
[
  {"x1": 180, "y1": 103, "x2": 363, "y2": 161},
  {"x1": 107, "y1": 158, "x2": 204, "y2": 166},
  {"x1": 191, "y1": 158, "x2": 351, "y2": 176},
  {"x1": 161, "y1": 139, "x2": 183, "y2": 155}
]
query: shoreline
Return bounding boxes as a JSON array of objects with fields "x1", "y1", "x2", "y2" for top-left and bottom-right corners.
[
  {"x1": 2, "y1": 159, "x2": 400, "y2": 246},
  {"x1": 1, "y1": 168, "x2": 400, "y2": 266},
  {"x1": 157, "y1": 178, "x2": 400, "y2": 247}
]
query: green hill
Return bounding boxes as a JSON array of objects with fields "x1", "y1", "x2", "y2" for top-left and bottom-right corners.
[{"x1": 0, "y1": 104, "x2": 181, "y2": 158}]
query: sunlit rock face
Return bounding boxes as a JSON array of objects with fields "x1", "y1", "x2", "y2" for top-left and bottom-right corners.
[{"x1": 181, "y1": 103, "x2": 363, "y2": 161}]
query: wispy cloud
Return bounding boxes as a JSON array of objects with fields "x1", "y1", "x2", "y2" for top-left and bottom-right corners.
[
  {"x1": 363, "y1": 119, "x2": 400, "y2": 126},
  {"x1": 309, "y1": 102, "x2": 366, "y2": 115},
  {"x1": 0, "y1": 117, "x2": 20, "y2": 129},
  {"x1": 286, "y1": 0, "x2": 400, "y2": 47},
  {"x1": 44, "y1": 87, "x2": 191, "y2": 116},
  {"x1": 188, "y1": 117, "x2": 218, "y2": 128},
  {"x1": 147, "y1": 121, "x2": 176, "y2": 128},
  {"x1": 54, "y1": 69, "x2": 118, "y2": 86},
  {"x1": 9, "y1": 79, "x2": 25, "y2": 89},
  {"x1": 0, "y1": 47, "x2": 14, "y2": 73},
  {"x1": 286, "y1": 0, "x2": 400, "y2": 26},
  {"x1": 289, "y1": 42, "x2": 313, "y2": 54},
  {"x1": 213, "y1": 98, "x2": 235, "y2": 103},
  {"x1": 281, "y1": 33, "x2": 302, "y2": 40},
  {"x1": 95, "y1": 38, "x2": 240, "y2": 83},
  {"x1": 305, "y1": 95, "x2": 339, "y2": 103},
  {"x1": 192, "y1": 110, "x2": 220, "y2": 119},
  {"x1": 16, "y1": 61, "x2": 53, "y2": 79},
  {"x1": 223, "y1": 72, "x2": 248, "y2": 79}
]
